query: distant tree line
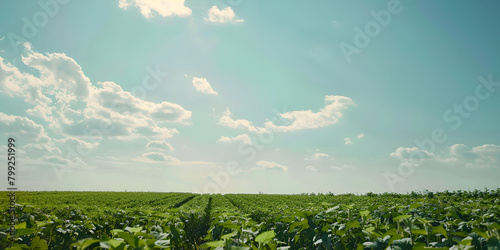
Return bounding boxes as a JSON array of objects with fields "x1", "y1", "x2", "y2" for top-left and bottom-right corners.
[{"x1": 298, "y1": 188, "x2": 500, "y2": 198}]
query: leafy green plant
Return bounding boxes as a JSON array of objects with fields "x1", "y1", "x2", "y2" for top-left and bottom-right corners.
[{"x1": 0, "y1": 189, "x2": 498, "y2": 249}]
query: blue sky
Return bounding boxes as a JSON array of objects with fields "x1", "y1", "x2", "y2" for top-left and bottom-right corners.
[{"x1": 0, "y1": 0, "x2": 499, "y2": 194}]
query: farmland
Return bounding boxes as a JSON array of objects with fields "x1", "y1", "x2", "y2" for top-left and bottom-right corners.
[{"x1": 1, "y1": 190, "x2": 499, "y2": 249}]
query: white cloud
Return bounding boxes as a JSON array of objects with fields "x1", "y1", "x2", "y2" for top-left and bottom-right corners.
[
  {"x1": 147, "y1": 140, "x2": 174, "y2": 151},
  {"x1": 218, "y1": 95, "x2": 354, "y2": 134},
  {"x1": 141, "y1": 152, "x2": 179, "y2": 162},
  {"x1": 305, "y1": 152, "x2": 332, "y2": 161},
  {"x1": 390, "y1": 144, "x2": 500, "y2": 168},
  {"x1": 41, "y1": 155, "x2": 71, "y2": 165},
  {"x1": 264, "y1": 95, "x2": 354, "y2": 132},
  {"x1": 0, "y1": 44, "x2": 196, "y2": 172},
  {"x1": 305, "y1": 152, "x2": 342, "y2": 171},
  {"x1": 344, "y1": 138, "x2": 353, "y2": 145},
  {"x1": 0, "y1": 50, "x2": 73, "y2": 111},
  {"x1": 390, "y1": 147, "x2": 435, "y2": 160},
  {"x1": 450, "y1": 144, "x2": 500, "y2": 168},
  {"x1": 54, "y1": 137, "x2": 99, "y2": 150},
  {"x1": 344, "y1": 133, "x2": 364, "y2": 145},
  {"x1": 21, "y1": 44, "x2": 91, "y2": 102},
  {"x1": 0, "y1": 44, "x2": 191, "y2": 143},
  {"x1": 38, "y1": 154, "x2": 87, "y2": 170},
  {"x1": 306, "y1": 165, "x2": 317, "y2": 171},
  {"x1": 472, "y1": 144, "x2": 500, "y2": 155},
  {"x1": 218, "y1": 108, "x2": 268, "y2": 134},
  {"x1": 303, "y1": 150, "x2": 355, "y2": 172},
  {"x1": 0, "y1": 113, "x2": 50, "y2": 144},
  {"x1": 256, "y1": 160, "x2": 288, "y2": 173},
  {"x1": 191, "y1": 77, "x2": 218, "y2": 96},
  {"x1": 330, "y1": 164, "x2": 356, "y2": 171},
  {"x1": 119, "y1": 0, "x2": 191, "y2": 18},
  {"x1": 217, "y1": 134, "x2": 252, "y2": 145},
  {"x1": 93, "y1": 81, "x2": 191, "y2": 124},
  {"x1": 23, "y1": 143, "x2": 62, "y2": 155},
  {"x1": 205, "y1": 6, "x2": 244, "y2": 24},
  {"x1": 135, "y1": 152, "x2": 213, "y2": 166}
]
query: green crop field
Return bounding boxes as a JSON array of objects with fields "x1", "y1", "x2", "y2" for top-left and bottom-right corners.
[{"x1": 1, "y1": 190, "x2": 499, "y2": 249}]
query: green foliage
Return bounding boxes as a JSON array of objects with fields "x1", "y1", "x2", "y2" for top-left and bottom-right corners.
[{"x1": 0, "y1": 189, "x2": 499, "y2": 249}]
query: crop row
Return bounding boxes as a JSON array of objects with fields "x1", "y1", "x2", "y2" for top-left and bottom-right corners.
[{"x1": 0, "y1": 190, "x2": 499, "y2": 249}]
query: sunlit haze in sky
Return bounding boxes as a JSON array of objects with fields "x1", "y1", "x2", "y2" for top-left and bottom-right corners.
[{"x1": 0, "y1": 0, "x2": 499, "y2": 194}]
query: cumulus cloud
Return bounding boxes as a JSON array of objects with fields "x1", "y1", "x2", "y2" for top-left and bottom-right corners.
[
  {"x1": 449, "y1": 144, "x2": 500, "y2": 168},
  {"x1": 256, "y1": 160, "x2": 288, "y2": 173},
  {"x1": 390, "y1": 147, "x2": 435, "y2": 161},
  {"x1": 390, "y1": 144, "x2": 500, "y2": 168},
  {"x1": 264, "y1": 95, "x2": 354, "y2": 132},
  {"x1": 147, "y1": 140, "x2": 174, "y2": 151},
  {"x1": 21, "y1": 45, "x2": 91, "y2": 102},
  {"x1": 0, "y1": 44, "x2": 191, "y2": 143},
  {"x1": 0, "y1": 49, "x2": 80, "y2": 123},
  {"x1": 0, "y1": 44, "x2": 193, "y2": 170},
  {"x1": 218, "y1": 108, "x2": 268, "y2": 134},
  {"x1": 191, "y1": 77, "x2": 218, "y2": 95},
  {"x1": 304, "y1": 152, "x2": 347, "y2": 172},
  {"x1": 0, "y1": 114, "x2": 74, "y2": 166},
  {"x1": 330, "y1": 164, "x2": 357, "y2": 171},
  {"x1": 39, "y1": 154, "x2": 87, "y2": 170},
  {"x1": 141, "y1": 152, "x2": 179, "y2": 162},
  {"x1": 344, "y1": 133, "x2": 364, "y2": 145},
  {"x1": 0, "y1": 113, "x2": 50, "y2": 144},
  {"x1": 119, "y1": 0, "x2": 191, "y2": 18},
  {"x1": 205, "y1": 6, "x2": 244, "y2": 24},
  {"x1": 23, "y1": 143, "x2": 62, "y2": 155},
  {"x1": 54, "y1": 137, "x2": 99, "y2": 150},
  {"x1": 93, "y1": 81, "x2": 191, "y2": 124},
  {"x1": 135, "y1": 152, "x2": 213, "y2": 166},
  {"x1": 218, "y1": 95, "x2": 354, "y2": 134},
  {"x1": 217, "y1": 134, "x2": 252, "y2": 145},
  {"x1": 344, "y1": 138, "x2": 353, "y2": 145},
  {"x1": 41, "y1": 155, "x2": 72, "y2": 165},
  {"x1": 449, "y1": 144, "x2": 476, "y2": 160},
  {"x1": 305, "y1": 152, "x2": 332, "y2": 161}
]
